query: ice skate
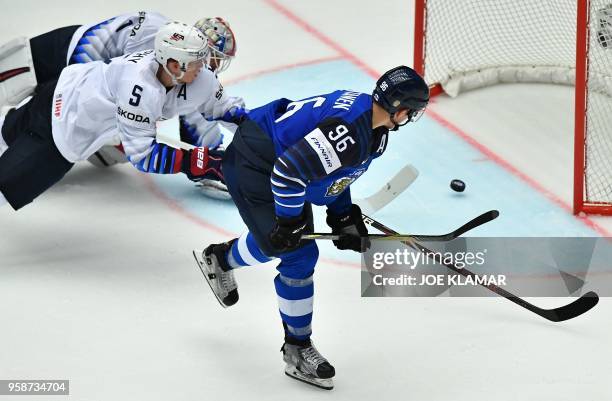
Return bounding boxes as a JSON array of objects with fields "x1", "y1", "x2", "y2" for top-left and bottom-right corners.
[
  {"x1": 281, "y1": 340, "x2": 335, "y2": 390},
  {"x1": 192, "y1": 241, "x2": 238, "y2": 308}
]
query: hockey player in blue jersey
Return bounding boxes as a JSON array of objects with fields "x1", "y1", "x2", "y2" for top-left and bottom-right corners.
[{"x1": 194, "y1": 66, "x2": 429, "y2": 389}]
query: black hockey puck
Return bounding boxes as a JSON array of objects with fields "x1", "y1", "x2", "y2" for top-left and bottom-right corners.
[{"x1": 450, "y1": 179, "x2": 466, "y2": 192}]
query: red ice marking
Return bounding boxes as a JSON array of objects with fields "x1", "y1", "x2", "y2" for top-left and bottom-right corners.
[
  {"x1": 264, "y1": 0, "x2": 612, "y2": 237},
  {"x1": 142, "y1": 0, "x2": 610, "y2": 261},
  {"x1": 141, "y1": 172, "x2": 361, "y2": 268},
  {"x1": 263, "y1": 0, "x2": 380, "y2": 80},
  {"x1": 319, "y1": 256, "x2": 360, "y2": 269},
  {"x1": 140, "y1": 173, "x2": 235, "y2": 238},
  {"x1": 425, "y1": 108, "x2": 612, "y2": 237},
  {"x1": 139, "y1": 55, "x2": 363, "y2": 268},
  {"x1": 223, "y1": 56, "x2": 344, "y2": 86}
]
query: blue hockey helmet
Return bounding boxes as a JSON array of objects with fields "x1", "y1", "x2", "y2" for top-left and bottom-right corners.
[{"x1": 372, "y1": 66, "x2": 429, "y2": 124}]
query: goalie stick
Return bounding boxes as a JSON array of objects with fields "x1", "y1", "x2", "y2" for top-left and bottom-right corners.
[
  {"x1": 354, "y1": 164, "x2": 419, "y2": 215},
  {"x1": 365, "y1": 215, "x2": 599, "y2": 322},
  {"x1": 302, "y1": 210, "x2": 499, "y2": 241}
]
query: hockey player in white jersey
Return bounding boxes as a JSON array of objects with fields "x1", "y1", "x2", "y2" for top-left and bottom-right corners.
[
  {"x1": 0, "y1": 13, "x2": 237, "y2": 199},
  {"x1": 0, "y1": 21, "x2": 245, "y2": 210}
]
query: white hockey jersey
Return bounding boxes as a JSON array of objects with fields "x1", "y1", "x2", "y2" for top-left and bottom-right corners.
[
  {"x1": 66, "y1": 11, "x2": 228, "y2": 151},
  {"x1": 67, "y1": 11, "x2": 170, "y2": 64},
  {"x1": 51, "y1": 50, "x2": 244, "y2": 164}
]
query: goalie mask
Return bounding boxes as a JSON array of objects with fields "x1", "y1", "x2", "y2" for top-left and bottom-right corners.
[
  {"x1": 194, "y1": 17, "x2": 237, "y2": 74},
  {"x1": 373, "y1": 66, "x2": 429, "y2": 130}
]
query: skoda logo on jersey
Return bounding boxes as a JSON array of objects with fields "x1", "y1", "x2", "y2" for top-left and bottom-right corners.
[
  {"x1": 129, "y1": 11, "x2": 147, "y2": 37},
  {"x1": 117, "y1": 106, "x2": 151, "y2": 124}
]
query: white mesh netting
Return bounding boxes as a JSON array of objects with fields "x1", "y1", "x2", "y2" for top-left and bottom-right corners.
[
  {"x1": 585, "y1": 2, "x2": 612, "y2": 206},
  {"x1": 421, "y1": 0, "x2": 612, "y2": 208}
]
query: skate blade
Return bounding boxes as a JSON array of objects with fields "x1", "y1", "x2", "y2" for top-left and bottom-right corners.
[
  {"x1": 192, "y1": 250, "x2": 229, "y2": 309},
  {"x1": 284, "y1": 365, "x2": 334, "y2": 390}
]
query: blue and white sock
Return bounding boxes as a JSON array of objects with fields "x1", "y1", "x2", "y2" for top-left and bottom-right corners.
[
  {"x1": 275, "y1": 273, "x2": 314, "y2": 340},
  {"x1": 226, "y1": 232, "x2": 272, "y2": 269}
]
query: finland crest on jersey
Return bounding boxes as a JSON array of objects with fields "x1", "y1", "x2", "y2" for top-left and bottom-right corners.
[{"x1": 325, "y1": 168, "x2": 366, "y2": 196}]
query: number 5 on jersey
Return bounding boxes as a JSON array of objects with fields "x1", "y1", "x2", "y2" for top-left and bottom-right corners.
[{"x1": 129, "y1": 85, "x2": 143, "y2": 106}]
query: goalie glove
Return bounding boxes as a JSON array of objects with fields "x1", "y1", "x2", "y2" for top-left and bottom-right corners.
[
  {"x1": 326, "y1": 204, "x2": 370, "y2": 253},
  {"x1": 219, "y1": 106, "x2": 248, "y2": 125},
  {"x1": 181, "y1": 147, "x2": 224, "y2": 183}
]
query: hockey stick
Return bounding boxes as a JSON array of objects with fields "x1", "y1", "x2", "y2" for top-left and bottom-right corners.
[
  {"x1": 365, "y1": 216, "x2": 599, "y2": 322},
  {"x1": 354, "y1": 164, "x2": 419, "y2": 215},
  {"x1": 302, "y1": 210, "x2": 499, "y2": 241}
]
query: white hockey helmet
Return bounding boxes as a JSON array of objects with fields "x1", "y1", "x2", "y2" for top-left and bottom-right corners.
[
  {"x1": 155, "y1": 21, "x2": 209, "y2": 81},
  {"x1": 194, "y1": 17, "x2": 236, "y2": 74}
]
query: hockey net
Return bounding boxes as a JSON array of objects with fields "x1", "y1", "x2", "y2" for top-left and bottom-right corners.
[{"x1": 414, "y1": 0, "x2": 612, "y2": 215}]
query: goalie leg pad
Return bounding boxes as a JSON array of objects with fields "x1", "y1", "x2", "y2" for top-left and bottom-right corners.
[{"x1": 0, "y1": 37, "x2": 37, "y2": 106}]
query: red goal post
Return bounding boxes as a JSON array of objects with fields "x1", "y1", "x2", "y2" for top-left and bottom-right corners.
[{"x1": 414, "y1": 0, "x2": 612, "y2": 215}]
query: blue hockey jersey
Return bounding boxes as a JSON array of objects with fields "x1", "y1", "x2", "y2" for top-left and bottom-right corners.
[{"x1": 247, "y1": 90, "x2": 389, "y2": 218}]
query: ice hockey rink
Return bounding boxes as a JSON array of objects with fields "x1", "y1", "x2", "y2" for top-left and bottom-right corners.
[{"x1": 1, "y1": 0, "x2": 611, "y2": 400}]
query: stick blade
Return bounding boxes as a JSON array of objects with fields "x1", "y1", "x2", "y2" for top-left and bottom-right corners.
[
  {"x1": 540, "y1": 291, "x2": 599, "y2": 322},
  {"x1": 355, "y1": 164, "x2": 419, "y2": 215},
  {"x1": 456, "y1": 210, "x2": 499, "y2": 235}
]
